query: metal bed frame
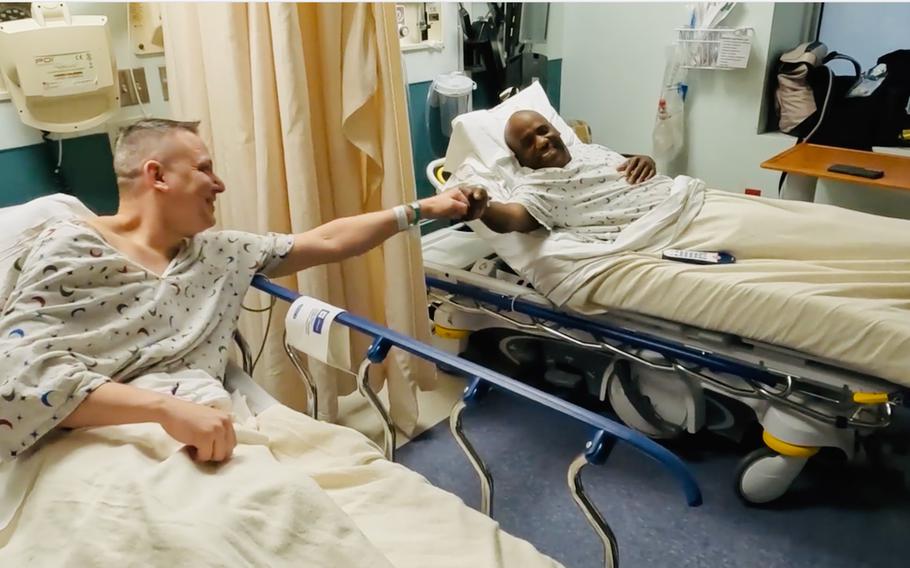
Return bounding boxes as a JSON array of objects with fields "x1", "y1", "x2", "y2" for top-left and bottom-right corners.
[
  {"x1": 425, "y1": 276, "x2": 900, "y2": 433},
  {"x1": 421, "y1": 152, "x2": 904, "y2": 505},
  {"x1": 250, "y1": 275, "x2": 703, "y2": 568},
  {"x1": 422, "y1": 261, "x2": 905, "y2": 505}
]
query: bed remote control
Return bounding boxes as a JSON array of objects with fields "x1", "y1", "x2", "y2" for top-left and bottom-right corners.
[
  {"x1": 662, "y1": 249, "x2": 736, "y2": 265},
  {"x1": 827, "y1": 163, "x2": 884, "y2": 179}
]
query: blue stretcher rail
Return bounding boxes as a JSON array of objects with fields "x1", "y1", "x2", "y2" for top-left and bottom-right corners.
[{"x1": 252, "y1": 275, "x2": 703, "y2": 507}]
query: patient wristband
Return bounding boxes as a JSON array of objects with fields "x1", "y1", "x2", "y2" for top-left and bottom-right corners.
[
  {"x1": 407, "y1": 201, "x2": 421, "y2": 226},
  {"x1": 392, "y1": 205, "x2": 409, "y2": 231}
]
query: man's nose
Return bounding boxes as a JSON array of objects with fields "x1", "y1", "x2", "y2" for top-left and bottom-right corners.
[{"x1": 212, "y1": 175, "x2": 226, "y2": 193}]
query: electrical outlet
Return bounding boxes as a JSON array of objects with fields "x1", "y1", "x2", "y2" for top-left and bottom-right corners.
[
  {"x1": 118, "y1": 68, "x2": 150, "y2": 107},
  {"x1": 158, "y1": 66, "x2": 168, "y2": 101}
]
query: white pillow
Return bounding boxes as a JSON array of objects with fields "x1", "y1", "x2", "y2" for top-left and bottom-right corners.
[
  {"x1": 443, "y1": 81, "x2": 580, "y2": 175},
  {"x1": 0, "y1": 194, "x2": 95, "y2": 277}
]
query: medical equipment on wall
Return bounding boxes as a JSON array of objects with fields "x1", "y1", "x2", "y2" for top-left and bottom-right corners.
[
  {"x1": 426, "y1": 71, "x2": 475, "y2": 158},
  {"x1": 0, "y1": 3, "x2": 30, "y2": 22},
  {"x1": 0, "y1": 2, "x2": 119, "y2": 132},
  {"x1": 0, "y1": 3, "x2": 30, "y2": 100},
  {"x1": 675, "y1": 3, "x2": 751, "y2": 70},
  {"x1": 127, "y1": 2, "x2": 163, "y2": 56},
  {"x1": 460, "y1": 3, "x2": 550, "y2": 108},
  {"x1": 675, "y1": 26, "x2": 753, "y2": 70},
  {"x1": 396, "y1": 2, "x2": 443, "y2": 52}
]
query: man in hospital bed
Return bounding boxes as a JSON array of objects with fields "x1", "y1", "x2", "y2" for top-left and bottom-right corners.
[
  {"x1": 475, "y1": 109, "x2": 663, "y2": 238},
  {"x1": 446, "y1": 107, "x2": 910, "y2": 388},
  {"x1": 0, "y1": 119, "x2": 558, "y2": 567}
]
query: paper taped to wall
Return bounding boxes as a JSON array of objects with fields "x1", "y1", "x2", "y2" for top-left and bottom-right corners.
[{"x1": 284, "y1": 296, "x2": 351, "y2": 370}]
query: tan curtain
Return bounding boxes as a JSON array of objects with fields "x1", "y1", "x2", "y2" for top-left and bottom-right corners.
[{"x1": 161, "y1": 2, "x2": 434, "y2": 434}]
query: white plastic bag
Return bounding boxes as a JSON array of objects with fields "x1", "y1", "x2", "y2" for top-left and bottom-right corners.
[{"x1": 652, "y1": 46, "x2": 688, "y2": 162}]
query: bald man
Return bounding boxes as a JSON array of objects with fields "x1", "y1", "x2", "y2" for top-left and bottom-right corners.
[
  {"x1": 477, "y1": 110, "x2": 665, "y2": 241},
  {"x1": 0, "y1": 118, "x2": 485, "y2": 463}
]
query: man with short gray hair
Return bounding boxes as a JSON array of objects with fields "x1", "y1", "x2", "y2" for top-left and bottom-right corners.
[
  {"x1": 111, "y1": 118, "x2": 202, "y2": 183},
  {"x1": 0, "y1": 117, "x2": 489, "y2": 463}
]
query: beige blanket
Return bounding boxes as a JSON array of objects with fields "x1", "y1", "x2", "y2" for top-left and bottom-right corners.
[
  {"x1": 568, "y1": 191, "x2": 910, "y2": 387},
  {"x1": 0, "y1": 401, "x2": 559, "y2": 568}
]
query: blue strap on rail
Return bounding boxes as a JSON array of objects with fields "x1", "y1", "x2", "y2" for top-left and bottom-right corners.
[
  {"x1": 252, "y1": 274, "x2": 703, "y2": 507},
  {"x1": 427, "y1": 276, "x2": 785, "y2": 385}
]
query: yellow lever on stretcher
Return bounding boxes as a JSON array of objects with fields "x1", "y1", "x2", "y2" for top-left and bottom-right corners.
[
  {"x1": 434, "y1": 166, "x2": 448, "y2": 185},
  {"x1": 853, "y1": 392, "x2": 889, "y2": 404},
  {"x1": 432, "y1": 324, "x2": 471, "y2": 340}
]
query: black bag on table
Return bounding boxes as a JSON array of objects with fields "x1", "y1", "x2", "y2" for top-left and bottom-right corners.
[
  {"x1": 776, "y1": 42, "x2": 872, "y2": 150},
  {"x1": 777, "y1": 44, "x2": 910, "y2": 150},
  {"x1": 870, "y1": 49, "x2": 910, "y2": 148}
]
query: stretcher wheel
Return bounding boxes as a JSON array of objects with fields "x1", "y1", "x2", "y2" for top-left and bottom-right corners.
[
  {"x1": 734, "y1": 447, "x2": 808, "y2": 505},
  {"x1": 606, "y1": 360, "x2": 683, "y2": 440}
]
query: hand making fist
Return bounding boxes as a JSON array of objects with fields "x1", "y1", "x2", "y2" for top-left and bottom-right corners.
[{"x1": 419, "y1": 186, "x2": 489, "y2": 221}]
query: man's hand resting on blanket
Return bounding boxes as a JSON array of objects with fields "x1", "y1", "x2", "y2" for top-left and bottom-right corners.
[
  {"x1": 60, "y1": 381, "x2": 236, "y2": 463},
  {"x1": 159, "y1": 397, "x2": 237, "y2": 463},
  {"x1": 618, "y1": 155, "x2": 657, "y2": 184}
]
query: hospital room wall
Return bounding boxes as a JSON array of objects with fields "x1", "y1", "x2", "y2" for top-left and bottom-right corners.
[
  {"x1": 559, "y1": 3, "x2": 910, "y2": 219},
  {"x1": 403, "y1": 3, "x2": 564, "y2": 201},
  {"x1": 0, "y1": 3, "x2": 169, "y2": 213}
]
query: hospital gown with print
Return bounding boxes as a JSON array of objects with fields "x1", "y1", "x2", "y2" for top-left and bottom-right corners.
[
  {"x1": 506, "y1": 144, "x2": 673, "y2": 242},
  {"x1": 0, "y1": 218, "x2": 293, "y2": 459}
]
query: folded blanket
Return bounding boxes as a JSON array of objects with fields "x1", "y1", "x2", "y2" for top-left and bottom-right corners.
[{"x1": 567, "y1": 191, "x2": 910, "y2": 386}]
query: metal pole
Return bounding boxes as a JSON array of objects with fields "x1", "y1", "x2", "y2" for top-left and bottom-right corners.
[
  {"x1": 568, "y1": 454, "x2": 619, "y2": 568},
  {"x1": 282, "y1": 331, "x2": 319, "y2": 419},
  {"x1": 449, "y1": 399, "x2": 494, "y2": 516},
  {"x1": 357, "y1": 357, "x2": 397, "y2": 461}
]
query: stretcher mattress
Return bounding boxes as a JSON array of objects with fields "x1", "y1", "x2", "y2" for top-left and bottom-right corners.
[{"x1": 565, "y1": 190, "x2": 910, "y2": 387}]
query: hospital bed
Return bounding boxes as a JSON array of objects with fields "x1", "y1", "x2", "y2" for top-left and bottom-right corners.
[
  {"x1": 0, "y1": 193, "x2": 702, "y2": 568},
  {"x1": 421, "y1": 83, "x2": 907, "y2": 506}
]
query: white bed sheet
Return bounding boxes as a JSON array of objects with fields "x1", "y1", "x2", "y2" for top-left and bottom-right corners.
[
  {"x1": 567, "y1": 190, "x2": 910, "y2": 387},
  {"x1": 0, "y1": 398, "x2": 561, "y2": 567}
]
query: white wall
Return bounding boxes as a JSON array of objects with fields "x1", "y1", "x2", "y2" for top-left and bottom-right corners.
[
  {"x1": 0, "y1": 2, "x2": 170, "y2": 151},
  {"x1": 819, "y1": 2, "x2": 910, "y2": 71},
  {"x1": 537, "y1": 2, "x2": 563, "y2": 60},
  {"x1": 560, "y1": 3, "x2": 790, "y2": 193},
  {"x1": 559, "y1": 2, "x2": 910, "y2": 218}
]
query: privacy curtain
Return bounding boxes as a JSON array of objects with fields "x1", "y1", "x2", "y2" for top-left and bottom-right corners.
[{"x1": 161, "y1": 2, "x2": 434, "y2": 434}]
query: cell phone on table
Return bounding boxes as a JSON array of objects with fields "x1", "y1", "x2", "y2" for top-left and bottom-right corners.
[{"x1": 827, "y1": 164, "x2": 884, "y2": 179}]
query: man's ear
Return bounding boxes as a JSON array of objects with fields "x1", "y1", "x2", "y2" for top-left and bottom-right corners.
[{"x1": 142, "y1": 160, "x2": 168, "y2": 192}]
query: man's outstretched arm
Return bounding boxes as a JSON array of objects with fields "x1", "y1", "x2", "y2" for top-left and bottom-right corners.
[
  {"x1": 480, "y1": 201, "x2": 541, "y2": 234},
  {"x1": 272, "y1": 187, "x2": 486, "y2": 276}
]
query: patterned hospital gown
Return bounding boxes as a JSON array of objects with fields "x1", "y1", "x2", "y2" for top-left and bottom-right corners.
[
  {"x1": 0, "y1": 218, "x2": 293, "y2": 460},
  {"x1": 507, "y1": 144, "x2": 675, "y2": 242}
]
